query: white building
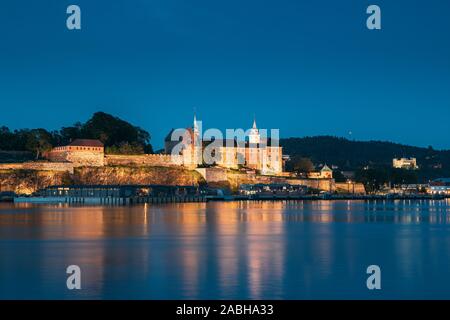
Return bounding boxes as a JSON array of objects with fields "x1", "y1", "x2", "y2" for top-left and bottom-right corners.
[
  {"x1": 392, "y1": 157, "x2": 418, "y2": 170},
  {"x1": 428, "y1": 178, "x2": 450, "y2": 195},
  {"x1": 164, "y1": 116, "x2": 283, "y2": 175}
]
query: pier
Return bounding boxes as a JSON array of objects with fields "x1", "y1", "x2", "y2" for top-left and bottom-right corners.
[
  {"x1": 14, "y1": 185, "x2": 206, "y2": 204},
  {"x1": 11, "y1": 184, "x2": 447, "y2": 205},
  {"x1": 207, "y1": 193, "x2": 447, "y2": 201}
]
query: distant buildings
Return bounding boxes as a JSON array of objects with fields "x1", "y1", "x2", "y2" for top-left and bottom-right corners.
[
  {"x1": 428, "y1": 178, "x2": 450, "y2": 195},
  {"x1": 307, "y1": 164, "x2": 333, "y2": 179},
  {"x1": 392, "y1": 157, "x2": 418, "y2": 170},
  {"x1": 239, "y1": 183, "x2": 307, "y2": 196}
]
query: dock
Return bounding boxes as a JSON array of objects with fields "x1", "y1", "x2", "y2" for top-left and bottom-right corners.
[
  {"x1": 10, "y1": 184, "x2": 447, "y2": 205},
  {"x1": 14, "y1": 184, "x2": 206, "y2": 204},
  {"x1": 14, "y1": 195, "x2": 207, "y2": 204}
]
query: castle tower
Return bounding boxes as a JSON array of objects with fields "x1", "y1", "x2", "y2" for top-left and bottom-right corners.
[
  {"x1": 193, "y1": 113, "x2": 199, "y2": 135},
  {"x1": 192, "y1": 113, "x2": 202, "y2": 166},
  {"x1": 249, "y1": 118, "x2": 260, "y2": 144}
]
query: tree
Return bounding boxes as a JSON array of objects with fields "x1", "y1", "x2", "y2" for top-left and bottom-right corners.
[
  {"x1": 24, "y1": 129, "x2": 53, "y2": 159},
  {"x1": 292, "y1": 157, "x2": 314, "y2": 173},
  {"x1": 106, "y1": 142, "x2": 145, "y2": 155},
  {"x1": 1, "y1": 112, "x2": 155, "y2": 155},
  {"x1": 58, "y1": 122, "x2": 83, "y2": 145},
  {"x1": 50, "y1": 112, "x2": 153, "y2": 153},
  {"x1": 355, "y1": 168, "x2": 389, "y2": 193},
  {"x1": 390, "y1": 168, "x2": 418, "y2": 185},
  {"x1": 0, "y1": 127, "x2": 16, "y2": 150},
  {"x1": 333, "y1": 170, "x2": 347, "y2": 182},
  {"x1": 79, "y1": 112, "x2": 152, "y2": 151}
]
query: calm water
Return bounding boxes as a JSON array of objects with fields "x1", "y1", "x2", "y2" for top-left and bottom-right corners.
[{"x1": 0, "y1": 200, "x2": 449, "y2": 300}]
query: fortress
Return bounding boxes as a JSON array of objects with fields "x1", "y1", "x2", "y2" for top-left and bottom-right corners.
[
  {"x1": 43, "y1": 116, "x2": 284, "y2": 176},
  {"x1": 0, "y1": 116, "x2": 364, "y2": 193},
  {"x1": 164, "y1": 116, "x2": 283, "y2": 175},
  {"x1": 0, "y1": 116, "x2": 363, "y2": 196},
  {"x1": 47, "y1": 139, "x2": 105, "y2": 166}
]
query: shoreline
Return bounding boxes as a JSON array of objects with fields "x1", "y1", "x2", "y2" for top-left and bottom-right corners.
[{"x1": 9, "y1": 193, "x2": 448, "y2": 205}]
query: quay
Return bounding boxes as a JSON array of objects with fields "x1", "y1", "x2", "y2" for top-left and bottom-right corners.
[
  {"x1": 208, "y1": 193, "x2": 447, "y2": 201},
  {"x1": 14, "y1": 185, "x2": 206, "y2": 204},
  {"x1": 9, "y1": 184, "x2": 448, "y2": 205}
]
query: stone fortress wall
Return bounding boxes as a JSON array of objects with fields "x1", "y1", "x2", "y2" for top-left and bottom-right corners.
[
  {"x1": 105, "y1": 154, "x2": 183, "y2": 167},
  {"x1": 0, "y1": 162, "x2": 74, "y2": 173},
  {"x1": 335, "y1": 182, "x2": 367, "y2": 194},
  {"x1": 0, "y1": 159, "x2": 365, "y2": 194},
  {"x1": 195, "y1": 167, "x2": 365, "y2": 193},
  {"x1": 0, "y1": 138, "x2": 366, "y2": 194},
  {"x1": 48, "y1": 149, "x2": 104, "y2": 167}
]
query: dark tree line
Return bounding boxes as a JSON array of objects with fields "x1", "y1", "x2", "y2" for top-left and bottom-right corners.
[
  {"x1": 0, "y1": 127, "x2": 54, "y2": 159},
  {"x1": 354, "y1": 167, "x2": 419, "y2": 192},
  {"x1": 0, "y1": 112, "x2": 153, "y2": 158},
  {"x1": 281, "y1": 136, "x2": 450, "y2": 183}
]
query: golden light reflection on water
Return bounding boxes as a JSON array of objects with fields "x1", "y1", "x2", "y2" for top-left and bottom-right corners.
[{"x1": 0, "y1": 199, "x2": 449, "y2": 299}]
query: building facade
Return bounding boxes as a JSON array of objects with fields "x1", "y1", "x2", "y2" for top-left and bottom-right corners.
[
  {"x1": 307, "y1": 164, "x2": 333, "y2": 179},
  {"x1": 393, "y1": 157, "x2": 418, "y2": 170},
  {"x1": 165, "y1": 117, "x2": 284, "y2": 175},
  {"x1": 428, "y1": 178, "x2": 450, "y2": 195},
  {"x1": 46, "y1": 117, "x2": 283, "y2": 175},
  {"x1": 47, "y1": 139, "x2": 105, "y2": 167}
]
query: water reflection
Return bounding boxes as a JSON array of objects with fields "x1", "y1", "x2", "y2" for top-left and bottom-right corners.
[{"x1": 0, "y1": 199, "x2": 450, "y2": 299}]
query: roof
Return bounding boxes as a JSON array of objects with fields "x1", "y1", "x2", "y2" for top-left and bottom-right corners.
[
  {"x1": 68, "y1": 139, "x2": 104, "y2": 147},
  {"x1": 320, "y1": 164, "x2": 332, "y2": 172},
  {"x1": 433, "y1": 178, "x2": 450, "y2": 184}
]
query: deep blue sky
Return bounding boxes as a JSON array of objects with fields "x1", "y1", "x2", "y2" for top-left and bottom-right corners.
[{"x1": 0, "y1": 0, "x2": 449, "y2": 149}]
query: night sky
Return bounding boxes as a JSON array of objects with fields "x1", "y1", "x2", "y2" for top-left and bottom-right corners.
[{"x1": 0, "y1": 0, "x2": 449, "y2": 149}]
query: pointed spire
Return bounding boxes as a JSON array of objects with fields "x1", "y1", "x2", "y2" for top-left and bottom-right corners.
[
  {"x1": 193, "y1": 107, "x2": 198, "y2": 131},
  {"x1": 249, "y1": 114, "x2": 260, "y2": 144}
]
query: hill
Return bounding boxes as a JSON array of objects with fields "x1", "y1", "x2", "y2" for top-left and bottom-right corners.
[
  {"x1": 0, "y1": 112, "x2": 153, "y2": 158},
  {"x1": 281, "y1": 136, "x2": 450, "y2": 181}
]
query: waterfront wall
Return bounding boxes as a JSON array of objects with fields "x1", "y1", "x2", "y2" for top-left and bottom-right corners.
[
  {"x1": 195, "y1": 167, "x2": 228, "y2": 182},
  {"x1": 335, "y1": 182, "x2": 366, "y2": 194},
  {"x1": 0, "y1": 165, "x2": 205, "y2": 195},
  {"x1": 0, "y1": 169, "x2": 69, "y2": 195},
  {"x1": 0, "y1": 162, "x2": 74, "y2": 173},
  {"x1": 196, "y1": 167, "x2": 365, "y2": 193},
  {"x1": 0, "y1": 162, "x2": 365, "y2": 195},
  {"x1": 48, "y1": 149, "x2": 104, "y2": 167},
  {"x1": 105, "y1": 154, "x2": 183, "y2": 167},
  {"x1": 72, "y1": 166, "x2": 205, "y2": 186},
  {"x1": 195, "y1": 167, "x2": 335, "y2": 192},
  {"x1": 286, "y1": 178, "x2": 334, "y2": 192}
]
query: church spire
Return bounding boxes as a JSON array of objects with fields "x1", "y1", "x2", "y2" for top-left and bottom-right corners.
[
  {"x1": 249, "y1": 115, "x2": 260, "y2": 144},
  {"x1": 193, "y1": 108, "x2": 198, "y2": 132}
]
